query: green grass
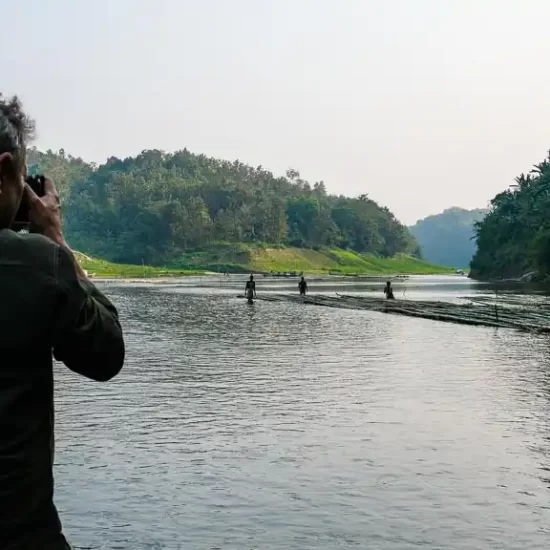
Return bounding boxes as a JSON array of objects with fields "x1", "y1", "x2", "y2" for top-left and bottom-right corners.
[
  {"x1": 169, "y1": 243, "x2": 251, "y2": 273},
  {"x1": 170, "y1": 245, "x2": 453, "y2": 275},
  {"x1": 73, "y1": 245, "x2": 452, "y2": 279},
  {"x1": 74, "y1": 252, "x2": 204, "y2": 278}
]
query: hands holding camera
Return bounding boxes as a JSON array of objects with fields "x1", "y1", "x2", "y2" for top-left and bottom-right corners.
[
  {"x1": 23, "y1": 177, "x2": 87, "y2": 279},
  {"x1": 24, "y1": 177, "x2": 66, "y2": 247}
]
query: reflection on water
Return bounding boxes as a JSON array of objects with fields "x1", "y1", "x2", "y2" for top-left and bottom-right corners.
[
  {"x1": 97, "y1": 273, "x2": 549, "y2": 302},
  {"x1": 54, "y1": 277, "x2": 550, "y2": 549}
]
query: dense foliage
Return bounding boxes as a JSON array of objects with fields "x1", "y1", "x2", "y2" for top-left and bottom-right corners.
[
  {"x1": 27, "y1": 147, "x2": 419, "y2": 265},
  {"x1": 409, "y1": 207, "x2": 487, "y2": 268},
  {"x1": 471, "y1": 151, "x2": 550, "y2": 279},
  {"x1": 27, "y1": 148, "x2": 93, "y2": 203}
]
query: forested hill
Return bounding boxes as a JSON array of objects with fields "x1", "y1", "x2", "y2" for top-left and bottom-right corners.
[
  {"x1": 26, "y1": 147, "x2": 420, "y2": 266},
  {"x1": 409, "y1": 207, "x2": 487, "y2": 269},
  {"x1": 471, "y1": 151, "x2": 550, "y2": 280}
]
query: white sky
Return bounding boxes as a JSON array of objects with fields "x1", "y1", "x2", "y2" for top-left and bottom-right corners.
[{"x1": 2, "y1": 0, "x2": 549, "y2": 224}]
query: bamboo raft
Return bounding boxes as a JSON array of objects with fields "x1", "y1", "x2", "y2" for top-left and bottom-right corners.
[{"x1": 254, "y1": 293, "x2": 550, "y2": 333}]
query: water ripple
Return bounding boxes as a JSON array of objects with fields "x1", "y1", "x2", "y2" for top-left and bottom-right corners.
[{"x1": 53, "y1": 282, "x2": 550, "y2": 549}]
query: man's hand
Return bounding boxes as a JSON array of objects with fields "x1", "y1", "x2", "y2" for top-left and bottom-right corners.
[
  {"x1": 25, "y1": 178, "x2": 89, "y2": 281},
  {"x1": 25, "y1": 178, "x2": 65, "y2": 246}
]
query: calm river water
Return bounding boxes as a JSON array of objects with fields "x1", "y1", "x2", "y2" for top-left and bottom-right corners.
[{"x1": 54, "y1": 276, "x2": 550, "y2": 549}]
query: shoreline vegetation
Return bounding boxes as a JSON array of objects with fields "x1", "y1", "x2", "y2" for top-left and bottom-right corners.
[
  {"x1": 74, "y1": 246, "x2": 453, "y2": 279},
  {"x1": 470, "y1": 150, "x2": 550, "y2": 281},
  {"x1": 27, "y1": 148, "x2": 425, "y2": 271},
  {"x1": 74, "y1": 252, "x2": 203, "y2": 278},
  {"x1": 25, "y1": 148, "x2": 458, "y2": 280}
]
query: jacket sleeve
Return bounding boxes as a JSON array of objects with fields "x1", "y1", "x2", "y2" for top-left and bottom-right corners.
[{"x1": 52, "y1": 245, "x2": 125, "y2": 381}]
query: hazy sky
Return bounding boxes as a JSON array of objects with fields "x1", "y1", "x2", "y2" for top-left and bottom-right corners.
[{"x1": 2, "y1": 0, "x2": 550, "y2": 224}]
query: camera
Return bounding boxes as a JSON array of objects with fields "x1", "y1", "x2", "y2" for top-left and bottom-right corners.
[{"x1": 11, "y1": 175, "x2": 46, "y2": 230}]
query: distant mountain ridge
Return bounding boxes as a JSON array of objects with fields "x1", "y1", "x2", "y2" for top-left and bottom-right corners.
[{"x1": 409, "y1": 207, "x2": 488, "y2": 268}]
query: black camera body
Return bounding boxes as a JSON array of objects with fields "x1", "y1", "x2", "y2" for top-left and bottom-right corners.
[{"x1": 11, "y1": 175, "x2": 46, "y2": 230}]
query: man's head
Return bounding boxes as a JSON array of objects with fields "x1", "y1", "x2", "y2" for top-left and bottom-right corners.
[
  {"x1": 0, "y1": 94, "x2": 34, "y2": 229},
  {"x1": 250, "y1": 274, "x2": 254, "y2": 281}
]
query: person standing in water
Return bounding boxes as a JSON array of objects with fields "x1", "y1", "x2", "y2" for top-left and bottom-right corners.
[
  {"x1": 298, "y1": 276, "x2": 308, "y2": 296},
  {"x1": 245, "y1": 274, "x2": 257, "y2": 303},
  {"x1": 383, "y1": 280, "x2": 395, "y2": 300}
]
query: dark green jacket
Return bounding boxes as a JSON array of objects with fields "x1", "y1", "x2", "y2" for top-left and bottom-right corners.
[{"x1": 0, "y1": 229, "x2": 125, "y2": 548}]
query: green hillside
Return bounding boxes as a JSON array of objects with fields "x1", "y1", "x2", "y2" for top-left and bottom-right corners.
[
  {"x1": 27, "y1": 148, "x2": 421, "y2": 267},
  {"x1": 170, "y1": 244, "x2": 452, "y2": 275},
  {"x1": 74, "y1": 246, "x2": 450, "y2": 278},
  {"x1": 27, "y1": 148, "x2": 450, "y2": 278}
]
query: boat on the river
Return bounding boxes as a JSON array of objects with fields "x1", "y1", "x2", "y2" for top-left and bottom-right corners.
[{"x1": 263, "y1": 271, "x2": 302, "y2": 278}]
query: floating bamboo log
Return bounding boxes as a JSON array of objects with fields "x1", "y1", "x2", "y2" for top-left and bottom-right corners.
[{"x1": 254, "y1": 293, "x2": 550, "y2": 333}]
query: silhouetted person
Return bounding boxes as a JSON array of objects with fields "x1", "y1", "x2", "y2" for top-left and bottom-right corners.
[
  {"x1": 245, "y1": 274, "x2": 256, "y2": 303},
  {"x1": 383, "y1": 280, "x2": 395, "y2": 300},
  {"x1": 298, "y1": 276, "x2": 308, "y2": 296},
  {"x1": 0, "y1": 94, "x2": 124, "y2": 549}
]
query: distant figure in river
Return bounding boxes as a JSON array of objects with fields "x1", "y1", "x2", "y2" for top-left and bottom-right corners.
[
  {"x1": 245, "y1": 275, "x2": 257, "y2": 303},
  {"x1": 299, "y1": 276, "x2": 308, "y2": 296},
  {"x1": 383, "y1": 280, "x2": 395, "y2": 300}
]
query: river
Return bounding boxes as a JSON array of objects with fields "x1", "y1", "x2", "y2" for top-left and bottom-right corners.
[{"x1": 54, "y1": 275, "x2": 550, "y2": 549}]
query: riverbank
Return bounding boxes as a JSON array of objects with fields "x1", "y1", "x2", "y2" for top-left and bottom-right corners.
[
  {"x1": 467, "y1": 269, "x2": 547, "y2": 284},
  {"x1": 74, "y1": 252, "x2": 205, "y2": 278},
  {"x1": 170, "y1": 244, "x2": 452, "y2": 275},
  {"x1": 74, "y1": 245, "x2": 452, "y2": 279}
]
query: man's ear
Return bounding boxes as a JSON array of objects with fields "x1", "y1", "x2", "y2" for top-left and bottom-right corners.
[
  {"x1": 0, "y1": 152, "x2": 15, "y2": 180},
  {"x1": 0, "y1": 153, "x2": 19, "y2": 191}
]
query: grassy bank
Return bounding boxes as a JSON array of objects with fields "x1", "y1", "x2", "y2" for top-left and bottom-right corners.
[
  {"x1": 74, "y1": 252, "x2": 204, "y2": 278},
  {"x1": 73, "y1": 245, "x2": 451, "y2": 279},
  {"x1": 170, "y1": 244, "x2": 452, "y2": 275}
]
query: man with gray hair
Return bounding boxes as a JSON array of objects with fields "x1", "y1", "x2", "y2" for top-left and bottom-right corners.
[{"x1": 0, "y1": 94, "x2": 125, "y2": 548}]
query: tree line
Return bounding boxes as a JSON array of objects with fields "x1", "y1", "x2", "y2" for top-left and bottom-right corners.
[
  {"x1": 471, "y1": 150, "x2": 550, "y2": 279},
  {"x1": 27, "y1": 147, "x2": 420, "y2": 265}
]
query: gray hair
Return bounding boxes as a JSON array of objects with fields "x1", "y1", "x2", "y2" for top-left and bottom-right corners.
[{"x1": 0, "y1": 94, "x2": 35, "y2": 166}]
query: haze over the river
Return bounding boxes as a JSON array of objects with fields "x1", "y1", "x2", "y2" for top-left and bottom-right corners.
[{"x1": 2, "y1": 0, "x2": 550, "y2": 224}]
